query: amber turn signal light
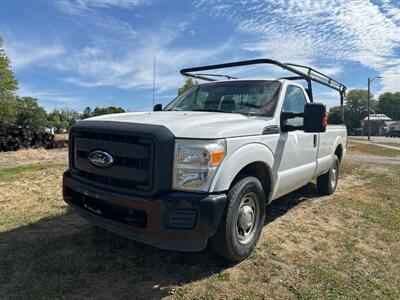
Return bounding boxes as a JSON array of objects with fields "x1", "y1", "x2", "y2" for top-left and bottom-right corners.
[{"x1": 211, "y1": 150, "x2": 225, "y2": 166}]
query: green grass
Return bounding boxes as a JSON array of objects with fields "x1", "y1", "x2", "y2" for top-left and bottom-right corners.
[
  {"x1": 0, "y1": 163, "x2": 59, "y2": 180},
  {"x1": 347, "y1": 140, "x2": 400, "y2": 157},
  {"x1": 0, "y1": 157, "x2": 400, "y2": 299}
]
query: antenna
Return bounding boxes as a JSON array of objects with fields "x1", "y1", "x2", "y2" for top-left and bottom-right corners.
[{"x1": 152, "y1": 55, "x2": 156, "y2": 108}]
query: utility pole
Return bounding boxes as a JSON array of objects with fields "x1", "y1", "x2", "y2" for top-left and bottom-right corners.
[
  {"x1": 367, "y1": 76, "x2": 381, "y2": 141},
  {"x1": 152, "y1": 55, "x2": 156, "y2": 109},
  {"x1": 367, "y1": 77, "x2": 371, "y2": 141}
]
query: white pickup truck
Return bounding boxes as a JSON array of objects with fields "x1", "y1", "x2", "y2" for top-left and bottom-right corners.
[{"x1": 63, "y1": 59, "x2": 347, "y2": 261}]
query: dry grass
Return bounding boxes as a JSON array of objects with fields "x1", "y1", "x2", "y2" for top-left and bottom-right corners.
[
  {"x1": 347, "y1": 140, "x2": 400, "y2": 157},
  {"x1": 172, "y1": 162, "x2": 400, "y2": 299},
  {"x1": 54, "y1": 133, "x2": 69, "y2": 141},
  {"x1": 0, "y1": 148, "x2": 67, "y2": 169},
  {"x1": 1, "y1": 148, "x2": 400, "y2": 299},
  {"x1": 0, "y1": 163, "x2": 68, "y2": 231}
]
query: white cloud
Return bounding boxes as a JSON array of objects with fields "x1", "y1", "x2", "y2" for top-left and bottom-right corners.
[
  {"x1": 4, "y1": 40, "x2": 65, "y2": 69},
  {"x1": 81, "y1": 0, "x2": 149, "y2": 7},
  {"x1": 380, "y1": 64, "x2": 400, "y2": 94},
  {"x1": 380, "y1": 0, "x2": 400, "y2": 23},
  {"x1": 60, "y1": 39, "x2": 232, "y2": 91},
  {"x1": 197, "y1": 0, "x2": 400, "y2": 92},
  {"x1": 29, "y1": 15, "x2": 232, "y2": 92},
  {"x1": 242, "y1": 36, "x2": 314, "y2": 66},
  {"x1": 55, "y1": 0, "x2": 150, "y2": 15},
  {"x1": 316, "y1": 66, "x2": 343, "y2": 77},
  {"x1": 18, "y1": 86, "x2": 82, "y2": 103},
  {"x1": 10, "y1": 0, "x2": 397, "y2": 100},
  {"x1": 17, "y1": 85, "x2": 84, "y2": 111},
  {"x1": 54, "y1": 0, "x2": 145, "y2": 40},
  {"x1": 4, "y1": 14, "x2": 228, "y2": 92}
]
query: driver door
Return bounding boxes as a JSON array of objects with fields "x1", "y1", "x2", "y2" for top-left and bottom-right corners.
[{"x1": 274, "y1": 85, "x2": 318, "y2": 198}]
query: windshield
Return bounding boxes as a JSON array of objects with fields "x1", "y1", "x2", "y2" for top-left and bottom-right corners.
[{"x1": 164, "y1": 80, "x2": 281, "y2": 117}]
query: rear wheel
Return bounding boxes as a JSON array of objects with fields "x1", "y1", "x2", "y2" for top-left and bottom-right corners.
[
  {"x1": 317, "y1": 154, "x2": 339, "y2": 195},
  {"x1": 209, "y1": 176, "x2": 265, "y2": 262}
]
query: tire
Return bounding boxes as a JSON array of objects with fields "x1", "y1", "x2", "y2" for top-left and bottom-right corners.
[
  {"x1": 209, "y1": 175, "x2": 265, "y2": 262},
  {"x1": 317, "y1": 154, "x2": 339, "y2": 195}
]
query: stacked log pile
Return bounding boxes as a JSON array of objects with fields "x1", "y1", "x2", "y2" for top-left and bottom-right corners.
[{"x1": 0, "y1": 126, "x2": 68, "y2": 152}]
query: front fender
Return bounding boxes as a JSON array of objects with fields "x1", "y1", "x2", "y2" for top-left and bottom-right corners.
[{"x1": 209, "y1": 142, "x2": 275, "y2": 194}]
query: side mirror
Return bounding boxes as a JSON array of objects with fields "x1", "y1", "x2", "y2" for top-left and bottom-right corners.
[
  {"x1": 153, "y1": 103, "x2": 162, "y2": 111},
  {"x1": 280, "y1": 111, "x2": 302, "y2": 132},
  {"x1": 303, "y1": 103, "x2": 327, "y2": 133}
]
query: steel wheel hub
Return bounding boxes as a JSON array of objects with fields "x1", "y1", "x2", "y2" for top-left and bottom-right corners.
[
  {"x1": 238, "y1": 205, "x2": 254, "y2": 231},
  {"x1": 236, "y1": 192, "x2": 260, "y2": 245}
]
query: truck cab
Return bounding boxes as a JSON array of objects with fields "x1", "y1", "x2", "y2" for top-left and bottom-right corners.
[{"x1": 63, "y1": 59, "x2": 347, "y2": 261}]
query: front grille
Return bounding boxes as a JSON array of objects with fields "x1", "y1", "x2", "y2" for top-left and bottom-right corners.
[
  {"x1": 71, "y1": 131, "x2": 153, "y2": 193},
  {"x1": 69, "y1": 121, "x2": 175, "y2": 197}
]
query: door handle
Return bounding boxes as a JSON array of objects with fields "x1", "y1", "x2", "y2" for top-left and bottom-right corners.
[{"x1": 313, "y1": 134, "x2": 317, "y2": 147}]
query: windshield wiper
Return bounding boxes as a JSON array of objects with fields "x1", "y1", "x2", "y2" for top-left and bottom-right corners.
[{"x1": 192, "y1": 109, "x2": 233, "y2": 113}]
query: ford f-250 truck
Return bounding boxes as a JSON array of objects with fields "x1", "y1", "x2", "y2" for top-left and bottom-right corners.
[{"x1": 63, "y1": 59, "x2": 347, "y2": 261}]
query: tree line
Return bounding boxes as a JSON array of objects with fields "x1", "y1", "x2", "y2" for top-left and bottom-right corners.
[
  {"x1": 328, "y1": 89, "x2": 400, "y2": 134},
  {"x1": 0, "y1": 34, "x2": 125, "y2": 133}
]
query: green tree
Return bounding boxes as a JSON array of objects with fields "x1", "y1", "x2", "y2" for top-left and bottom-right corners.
[
  {"x1": 15, "y1": 97, "x2": 47, "y2": 128},
  {"x1": 0, "y1": 96, "x2": 19, "y2": 125},
  {"x1": 82, "y1": 106, "x2": 93, "y2": 119},
  {"x1": 47, "y1": 108, "x2": 80, "y2": 133},
  {"x1": 344, "y1": 89, "x2": 378, "y2": 132},
  {"x1": 328, "y1": 106, "x2": 344, "y2": 125},
  {"x1": 64, "y1": 108, "x2": 80, "y2": 128},
  {"x1": 0, "y1": 35, "x2": 18, "y2": 96},
  {"x1": 378, "y1": 92, "x2": 400, "y2": 120},
  {"x1": 92, "y1": 106, "x2": 125, "y2": 116},
  {"x1": 178, "y1": 78, "x2": 197, "y2": 95},
  {"x1": 0, "y1": 34, "x2": 19, "y2": 125}
]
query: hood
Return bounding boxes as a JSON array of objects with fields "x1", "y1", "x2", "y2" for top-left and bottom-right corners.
[{"x1": 85, "y1": 111, "x2": 273, "y2": 139}]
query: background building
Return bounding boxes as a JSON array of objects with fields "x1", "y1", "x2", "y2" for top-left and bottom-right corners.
[{"x1": 361, "y1": 114, "x2": 392, "y2": 136}]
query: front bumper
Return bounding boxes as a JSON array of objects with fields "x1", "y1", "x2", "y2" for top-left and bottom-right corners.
[{"x1": 63, "y1": 171, "x2": 226, "y2": 252}]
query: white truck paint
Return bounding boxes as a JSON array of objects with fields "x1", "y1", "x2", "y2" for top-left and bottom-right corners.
[
  {"x1": 90, "y1": 79, "x2": 347, "y2": 200},
  {"x1": 64, "y1": 60, "x2": 347, "y2": 261}
]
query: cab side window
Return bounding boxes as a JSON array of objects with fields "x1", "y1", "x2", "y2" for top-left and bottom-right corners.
[{"x1": 282, "y1": 85, "x2": 306, "y2": 127}]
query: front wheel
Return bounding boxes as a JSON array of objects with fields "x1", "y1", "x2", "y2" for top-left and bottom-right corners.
[
  {"x1": 209, "y1": 176, "x2": 265, "y2": 262},
  {"x1": 317, "y1": 154, "x2": 339, "y2": 195}
]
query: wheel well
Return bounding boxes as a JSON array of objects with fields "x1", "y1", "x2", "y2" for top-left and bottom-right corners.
[
  {"x1": 233, "y1": 161, "x2": 271, "y2": 201},
  {"x1": 335, "y1": 144, "x2": 343, "y2": 162}
]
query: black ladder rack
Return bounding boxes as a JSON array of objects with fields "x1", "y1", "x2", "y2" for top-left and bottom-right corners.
[{"x1": 180, "y1": 58, "x2": 347, "y2": 121}]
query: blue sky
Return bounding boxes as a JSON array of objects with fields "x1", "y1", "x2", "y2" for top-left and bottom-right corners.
[{"x1": 1, "y1": 0, "x2": 399, "y2": 112}]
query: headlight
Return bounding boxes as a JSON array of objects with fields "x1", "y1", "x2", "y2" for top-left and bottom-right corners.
[{"x1": 173, "y1": 139, "x2": 226, "y2": 192}]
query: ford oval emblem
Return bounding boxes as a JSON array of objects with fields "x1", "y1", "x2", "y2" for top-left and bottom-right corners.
[{"x1": 88, "y1": 150, "x2": 114, "y2": 168}]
